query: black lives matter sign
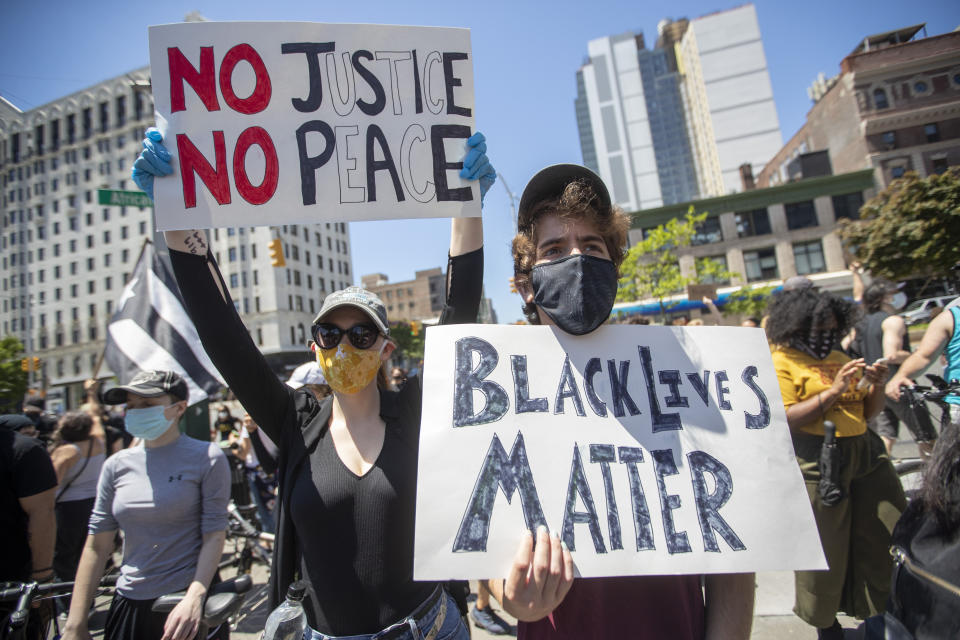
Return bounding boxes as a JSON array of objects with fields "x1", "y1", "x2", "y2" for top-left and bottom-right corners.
[{"x1": 414, "y1": 325, "x2": 827, "y2": 580}]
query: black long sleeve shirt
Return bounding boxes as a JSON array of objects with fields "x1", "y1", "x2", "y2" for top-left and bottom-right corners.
[{"x1": 170, "y1": 245, "x2": 482, "y2": 634}]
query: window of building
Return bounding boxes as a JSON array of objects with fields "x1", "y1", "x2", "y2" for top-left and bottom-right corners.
[
  {"x1": 932, "y1": 157, "x2": 949, "y2": 174},
  {"x1": 924, "y1": 123, "x2": 940, "y2": 143},
  {"x1": 832, "y1": 192, "x2": 864, "y2": 220},
  {"x1": 692, "y1": 217, "x2": 722, "y2": 245},
  {"x1": 229, "y1": 273, "x2": 239, "y2": 288},
  {"x1": 735, "y1": 209, "x2": 771, "y2": 237},
  {"x1": 873, "y1": 88, "x2": 889, "y2": 110},
  {"x1": 794, "y1": 240, "x2": 826, "y2": 275},
  {"x1": 228, "y1": 247, "x2": 237, "y2": 262},
  {"x1": 882, "y1": 131, "x2": 897, "y2": 149},
  {"x1": 743, "y1": 247, "x2": 779, "y2": 282},
  {"x1": 891, "y1": 165, "x2": 906, "y2": 179},
  {"x1": 785, "y1": 201, "x2": 818, "y2": 230},
  {"x1": 913, "y1": 80, "x2": 929, "y2": 95}
]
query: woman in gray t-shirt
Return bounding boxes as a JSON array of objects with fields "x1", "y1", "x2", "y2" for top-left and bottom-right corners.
[{"x1": 61, "y1": 371, "x2": 230, "y2": 640}]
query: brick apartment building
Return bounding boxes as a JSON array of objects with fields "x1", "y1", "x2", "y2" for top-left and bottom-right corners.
[{"x1": 757, "y1": 24, "x2": 960, "y2": 189}]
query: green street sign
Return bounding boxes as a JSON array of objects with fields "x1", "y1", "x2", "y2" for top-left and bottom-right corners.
[{"x1": 97, "y1": 189, "x2": 153, "y2": 208}]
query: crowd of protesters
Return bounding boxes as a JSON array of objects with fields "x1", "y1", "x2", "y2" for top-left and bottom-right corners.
[{"x1": 2, "y1": 126, "x2": 958, "y2": 640}]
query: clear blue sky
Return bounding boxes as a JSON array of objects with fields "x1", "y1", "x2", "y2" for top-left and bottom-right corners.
[{"x1": 2, "y1": 0, "x2": 958, "y2": 322}]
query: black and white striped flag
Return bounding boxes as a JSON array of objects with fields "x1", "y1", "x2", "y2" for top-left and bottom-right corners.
[{"x1": 104, "y1": 241, "x2": 224, "y2": 405}]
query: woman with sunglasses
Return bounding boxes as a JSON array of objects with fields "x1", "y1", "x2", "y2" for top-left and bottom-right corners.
[{"x1": 131, "y1": 129, "x2": 495, "y2": 640}]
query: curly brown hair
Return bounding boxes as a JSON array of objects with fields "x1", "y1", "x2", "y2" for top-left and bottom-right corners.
[
  {"x1": 512, "y1": 179, "x2": 630, "y2": 323},
  {"x1": 53, "y1": 410, "x2": 93, "y2": 446}
]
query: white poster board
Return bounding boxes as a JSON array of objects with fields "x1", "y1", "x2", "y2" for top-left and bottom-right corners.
[
  {"x1": 414, "y1": 325, "x2": 826, "y2": 580},
  {"x1": 148, "y1": 22, "x2": 477, "y2": 230}
]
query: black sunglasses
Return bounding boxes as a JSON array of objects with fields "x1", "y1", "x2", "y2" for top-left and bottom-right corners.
[{"x1": 311, "y1": 322, "x2": 380, "y2": 350}]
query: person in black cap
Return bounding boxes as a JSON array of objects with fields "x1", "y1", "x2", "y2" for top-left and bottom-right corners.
[
  {"x1": 130, "y1": 128, "x2": 495, "y2": 639},
  {"x1": 61, "y1": 370, "x2": 230, "y2": 640},
  {"x1": 483, "y1": 164, "x2": 755, "y2": 640},
  {"x1": 0, "y1": 413, "x2": 57, "y2": 640}
]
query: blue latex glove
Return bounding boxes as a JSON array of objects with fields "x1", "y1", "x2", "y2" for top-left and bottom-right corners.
[
  {"x1": 459, "y1": 132, "x2": 496, "y2": 204},
  {"x1": 131, "y1": 127, "x2": 173, "y2": 201}
]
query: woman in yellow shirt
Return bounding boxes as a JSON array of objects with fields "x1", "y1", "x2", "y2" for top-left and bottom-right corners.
[{"x1": 767, "y1": 288, "x2": 906, "y2": 640}]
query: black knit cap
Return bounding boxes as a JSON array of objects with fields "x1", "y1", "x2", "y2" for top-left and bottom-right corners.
[{"x1": 517, "y1": 164, "x2": 613, "y2": 233}]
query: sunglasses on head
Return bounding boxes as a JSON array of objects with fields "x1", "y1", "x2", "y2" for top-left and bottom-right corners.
[{"x1": 311, "y1": 322, "x2": 381, "y2": 350}]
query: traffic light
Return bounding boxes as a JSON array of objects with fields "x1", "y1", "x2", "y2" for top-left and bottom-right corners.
[
  {"x1": 20, "y1": 357, "x2": 41, "y2": 372},
  {"x1": 32, "y1": 357, "x2": 40, "y2": 371},
  {"x1": 410, "y1": 321, "x2": 420, "y2": 337},
  {"x1": 21, "y1": 358, "x2": 29, "y2": 372},
  {"x1": 508, "y1": 276, "x2": 517, "y2": 294},
  {"x1": 268, "y1": 238, "x2": 286, "y2": 267}
]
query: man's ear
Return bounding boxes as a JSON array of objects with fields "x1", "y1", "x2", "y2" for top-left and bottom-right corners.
[{"x1": 517, "y1": 279, "x2": 535, "y2": 304}]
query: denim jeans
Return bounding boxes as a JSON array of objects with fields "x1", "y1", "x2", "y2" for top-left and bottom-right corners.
[{"x1": 305, "y1": 592, "x2": 468, "y2": 640}]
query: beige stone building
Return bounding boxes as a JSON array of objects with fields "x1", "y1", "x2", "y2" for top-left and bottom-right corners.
[
  {"x1": 757, "y1": 24, "x2": 960, "y2": 189},
  {"x1": 616, "y1": 168, "x2": 877, "y2": 319},
  {"x1": 361, "y1": 269, "x2": 446, "y2": 323}
]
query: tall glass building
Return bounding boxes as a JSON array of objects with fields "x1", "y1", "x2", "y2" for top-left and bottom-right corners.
[{"x1": 575, "y1": 4, "x2": 783, "y2": 210}]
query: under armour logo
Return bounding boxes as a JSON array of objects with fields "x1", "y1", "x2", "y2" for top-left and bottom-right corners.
[{"x1": 169, "y1": 474, "x2": 182, "y2": 482}]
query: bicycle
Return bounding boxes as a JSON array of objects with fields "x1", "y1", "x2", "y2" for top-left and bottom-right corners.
[
  {"x1": 220, "y1": 502, "x2": 274, "y2": 577},
  {"x1": 0, "y1": 575, "x2": 116, "y2": 640},
  {"x1": 0, "y1": 573, "x2": 252, "y2": 640},
  {"x1": 893, "y1": 376, "x2": 960, "y2": 498}
]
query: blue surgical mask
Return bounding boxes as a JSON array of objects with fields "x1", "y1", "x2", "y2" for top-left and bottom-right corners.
[{"x1": 125, "y1": 405, "x2": 176, "y2": 441}]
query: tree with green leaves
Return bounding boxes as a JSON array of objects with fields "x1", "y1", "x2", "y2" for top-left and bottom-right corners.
[
  {"x1": 389, "y1": 322, "x2": 425, "y2": 364},
  {"x1": 837, "y1": 168, "x2": 960, "y2": 280},
  {"x1": 0, "y1": 335, "x2": 28, "y2": 413},
  {"x1": 618, "y1": 207, "x2": 738, "y2": 321},
  {"x1": 721, "y1": 283, "x2": 777, "y2": 319}
]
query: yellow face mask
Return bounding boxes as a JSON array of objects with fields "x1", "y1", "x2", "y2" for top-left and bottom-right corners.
[{"x1": 316, "y1": 341, "x2": 385, "y2": 395}]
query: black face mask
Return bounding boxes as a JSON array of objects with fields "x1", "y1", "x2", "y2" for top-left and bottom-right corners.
[
  {"x1": 793, "y1": 328, "x2": 839, "y2": 360},
  {"x1": 531, "y1": 255, "x2": 617, "y2": 335}
]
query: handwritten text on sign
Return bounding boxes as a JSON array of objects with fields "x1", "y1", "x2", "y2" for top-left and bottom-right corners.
[
  {"x1": 414, "y1": 325, "x2": 826, "y2": 579},
  {"x1": 148, "y1": 22, "x2": 477, "y2": 230}
]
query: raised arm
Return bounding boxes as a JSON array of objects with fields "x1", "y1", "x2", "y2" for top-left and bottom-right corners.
[
  {"x1": 887, "y1": 309, "x2": 954, "y2": 401},
  {"x1": 165, "y1": 232, "x2": 294, "y2": 445},
  {"x1": 440, "y1": 132, "x2": 494, "y2": 325}
]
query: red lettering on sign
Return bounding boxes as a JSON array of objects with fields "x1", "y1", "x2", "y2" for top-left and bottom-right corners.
[
  {"x1": 177, "y1": 132, "x2": 232, "y2": 208},
  {"x1": 219, "y1": 44, "x2": 272, "y2": 114},
  {"x1": 168, "y1": 46, "x2": 220, "y2": 113},
  {"x1": 233, "y1": 127, "x2": 279, "y2": 205}
]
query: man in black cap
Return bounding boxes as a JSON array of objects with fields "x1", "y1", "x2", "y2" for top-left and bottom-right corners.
[{"x1": 484, "y1": 165, "x2": 754, "y2": 640}]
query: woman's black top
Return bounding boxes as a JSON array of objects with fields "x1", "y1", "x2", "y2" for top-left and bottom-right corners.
[{"x1": 169, "y1": 245, "x2": 482, "y2": 634}]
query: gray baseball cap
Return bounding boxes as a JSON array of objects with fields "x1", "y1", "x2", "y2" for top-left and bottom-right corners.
[
  {"x1": 312, "y1": 287, "x2": 390, "y2": 336},
  {"x1": 102, "y1": 370, "x2": 188, "y2": 404}
]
